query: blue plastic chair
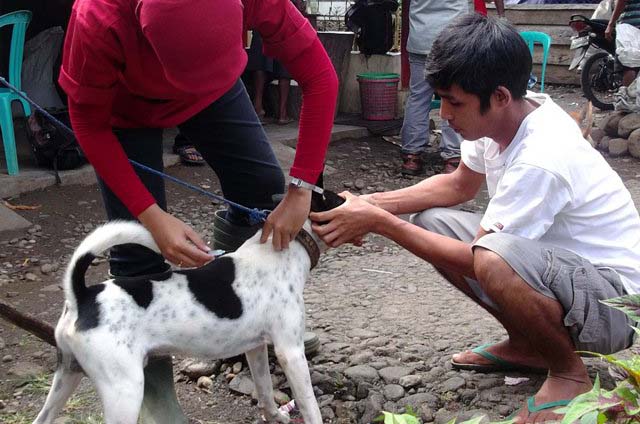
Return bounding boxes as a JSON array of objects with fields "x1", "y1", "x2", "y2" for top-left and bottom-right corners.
[
  {"x1": 0, "y1": 11, "x2": 32, "y2": 176},
  {"x1": 520, "y1": 31, "x2": 551, "y2": 92}
]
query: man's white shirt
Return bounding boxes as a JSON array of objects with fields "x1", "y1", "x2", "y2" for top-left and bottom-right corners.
[{"x1": 461, "y1": 93, "x2": 640, "y2": 294}]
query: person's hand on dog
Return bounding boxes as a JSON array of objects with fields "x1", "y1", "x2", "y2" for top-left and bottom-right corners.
[
  {"x1": 261, "y1": 186, "x2": 311, "y2": 251},
  {"x1": 138, "y1": 204, "x2": 213, "y2": 267},
  {"x1": 310, "y1": 191, "x2": 384, "y2": 247}
]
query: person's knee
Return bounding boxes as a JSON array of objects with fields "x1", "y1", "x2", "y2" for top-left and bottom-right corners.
[
  {"x1": 473, "y1": 246, "x2": 511, "y2": 299},
  {"x1": 410, "y1": 208, "x2": 451, "y2": 234}
]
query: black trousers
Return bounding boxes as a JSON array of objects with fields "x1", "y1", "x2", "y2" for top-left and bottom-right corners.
[{"x1": 98, "y1": 79, "x2": 285, "y2": 277}]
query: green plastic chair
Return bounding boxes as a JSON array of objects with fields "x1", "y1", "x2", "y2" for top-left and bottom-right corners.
[
  {"x1": 520, "y1": 31, "x2": 551, "y2": 92},
  {"x1": 0, "y1": 10, "x2": 32, "y2": 176}
]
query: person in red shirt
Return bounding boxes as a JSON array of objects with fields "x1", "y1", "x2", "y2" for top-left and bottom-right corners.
[{"x1": 59, "y1": 0, "x2": 337, "y2": 421}]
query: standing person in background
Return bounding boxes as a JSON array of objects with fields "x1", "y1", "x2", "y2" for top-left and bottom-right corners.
[
  {"x1": 400, "y1": 0, "x2": 504, "y2": 176},
  {"x1": 247, "y1": 0, "x2": 307, "y2": 125},
  {"x1": 246, "y1": 32, "x2": 295, "y2": 125},
  {"x1": 59, "y1": 0, "x2": 338, "y2": 421}
]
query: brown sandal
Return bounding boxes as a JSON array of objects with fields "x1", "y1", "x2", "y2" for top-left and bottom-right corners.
[{"x1": 401, "y1": 153, "x2": 425, "y2": 175}]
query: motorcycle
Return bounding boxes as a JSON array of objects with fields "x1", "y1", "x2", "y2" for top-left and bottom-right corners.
[{"x1": 569, "y1": 14, "x2": 622, "y2": 111}]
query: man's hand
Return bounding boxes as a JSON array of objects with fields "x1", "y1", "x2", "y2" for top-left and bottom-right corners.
[
  {"x1": 310, "y1": 191, "x2": 385, "y2": 247},
  {"x1": 138, "y1": 204, "x2": 213, "y2": 267},
  {"x1": 260, "y1": 186, "x2": 311, "y2": 251},
  {"x1": 605, "y1": 24, "x2": 614, "y2": 41}
]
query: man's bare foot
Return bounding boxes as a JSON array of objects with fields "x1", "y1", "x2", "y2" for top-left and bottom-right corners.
[
  {"x1": 277, "y1": 116, "x2": 293, "y2": 125},
  {"x1": 452, "y1": 339, "x2": 548, "y2": 371},
  {"x1": 512, "y1": 372, "x2": 592, "y2": 423}
]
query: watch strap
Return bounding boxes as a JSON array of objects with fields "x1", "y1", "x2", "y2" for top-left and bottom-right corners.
[{"x1": 290, "y1": 177, "x2": 324, "y2": 194}]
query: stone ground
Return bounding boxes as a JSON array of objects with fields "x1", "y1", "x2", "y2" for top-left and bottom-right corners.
[{"x1": 1, "y1": 85, "x2": 640, "y2": 423}]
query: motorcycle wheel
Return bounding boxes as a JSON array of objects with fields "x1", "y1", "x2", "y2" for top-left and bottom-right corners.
[{"x1": 580, "y1": 51, "x2": 620, "y2": 111}]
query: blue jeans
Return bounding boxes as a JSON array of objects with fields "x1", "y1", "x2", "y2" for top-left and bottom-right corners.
[
  {"x1": 99, "y1": 79, "x2": 285, "y2": 277},
  {"x1": 401, "y1": 53, "x2": 462, "y2": 160}
]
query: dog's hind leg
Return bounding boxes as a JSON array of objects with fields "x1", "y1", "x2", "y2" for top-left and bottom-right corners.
[
  {"x1": 91, "y1": 361, "x2": 145, "y2": 424},
  {"x1": 245, "y1": 345, "x2": 289, "y2": 423},
  {"x1": 274, "y1": 346, "x2": 322, "y2": 424},
  {"x1": 33, "y1": 356, "x2": 83, "y2": 424}
]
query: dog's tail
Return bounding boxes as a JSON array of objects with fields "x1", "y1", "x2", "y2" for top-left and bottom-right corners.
[{"x1": 64, "y1": 221, "x2": 160, "y2": 310}]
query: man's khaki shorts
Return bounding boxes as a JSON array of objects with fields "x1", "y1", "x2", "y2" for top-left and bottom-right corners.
[{"x1": 411, "y1": 208, "x2": 635, "y2": 354}]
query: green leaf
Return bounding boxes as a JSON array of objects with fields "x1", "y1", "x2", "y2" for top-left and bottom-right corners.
[
  {"x1": 375, "y1": 411, "x2": 420, "y2": 424},
  {"x1": 601, "y1": 295, "x2": 640, "y2": 322},
  {"x1": 625, "y1": 403, "x2": 640, "y2": 416},
  {"x1": 613, "y1": 385, "x2": 637, "y2": 404},
  {"x1": 561, "y1": 377, "x2": 604, "y2": 424},
  {"x1": 578, "y1": 410, "x2": 599, "y2": 424},
  {"x1": 580, "y1": 353, "x2": 640, "y2": 388}
]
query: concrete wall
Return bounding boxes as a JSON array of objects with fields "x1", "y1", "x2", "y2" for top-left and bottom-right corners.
[
  {"x1": 489, "y1": 4, "x2": 599, "y2": 85},
  {"x1": 279, "y1": 31, "x2": 406, "y2": 117}
]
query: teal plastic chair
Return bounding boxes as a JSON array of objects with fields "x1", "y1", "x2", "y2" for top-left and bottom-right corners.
[
  {"x1": 0, "y1": 11, "x2": 32, "y2": 176},
  {"x1": 431, "y1": 94, "x2": 441, "y2": 110},
  {"x1": 520, "y1": 31, "x2": 551, "y2": 92}
]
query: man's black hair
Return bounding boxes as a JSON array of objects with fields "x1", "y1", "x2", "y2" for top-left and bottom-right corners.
[{"x1": 425, "y1": 13, "x2": 532, "y2": 112}]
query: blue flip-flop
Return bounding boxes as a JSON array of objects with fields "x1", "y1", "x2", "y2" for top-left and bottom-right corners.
[
  {"x1": 451, "y1": 343, "x2": 547, "y2": 374},
  {"x1": 506, "y1": 396, "x2": 572, "y2": 421}
]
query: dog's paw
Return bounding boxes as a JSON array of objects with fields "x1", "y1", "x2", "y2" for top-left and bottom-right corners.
[{"x1": 259, "y1": 410, "x2": 291, "y2": 424}]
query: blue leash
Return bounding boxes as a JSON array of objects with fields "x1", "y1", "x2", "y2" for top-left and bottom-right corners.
[{"x1": 0, "y1": 76, "x2": 269, "y2": 225}]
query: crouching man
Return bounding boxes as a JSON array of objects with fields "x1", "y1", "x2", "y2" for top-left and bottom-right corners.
[{"x1": 311, "y1": 14, "x2": 640, "y2": 423}]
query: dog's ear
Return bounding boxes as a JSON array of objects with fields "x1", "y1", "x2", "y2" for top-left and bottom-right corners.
[
  {"x1": 315, "y1": 170, "x2": 325, "y2": 190},
  {"x1": 322, "y1": 190, "x2": 345, "y2": 210},
  {"x1": 310, "y1": 190, "x2": 326, "y2": 213},
  {"x1": 310, "y1": 170, "x2": 327, "y2": 213}
]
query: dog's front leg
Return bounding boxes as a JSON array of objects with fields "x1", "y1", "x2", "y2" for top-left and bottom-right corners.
[
  {"x1": 274, "y1": 346, "x2": 322, "y2": 424},
  {"x1": 245, "y1": 345, "x2": 289, "y2": 423}
]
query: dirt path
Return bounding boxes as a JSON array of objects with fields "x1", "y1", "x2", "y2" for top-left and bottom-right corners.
[{"x1": 1, "y1": 86, "x2": 639, "y2": 423}]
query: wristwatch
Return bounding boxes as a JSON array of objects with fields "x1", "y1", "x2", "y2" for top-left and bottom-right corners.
[{"x1": 290, "y1": 177, "x2": 324, "y2": 194}]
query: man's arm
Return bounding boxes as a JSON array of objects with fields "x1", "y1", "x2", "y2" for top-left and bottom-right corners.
[
  {"x1": 606, "y1": 0, "x2": 627, "y2": 41},
  {"x1": 378, "y1": 214, "x2": 477, "y2": 278},
  {"x1": 363, "y1": 161, "x2": 485, "y2": 215},
  {"x1": 311, "y1": 194, "x2": 478, "y2": 278}
]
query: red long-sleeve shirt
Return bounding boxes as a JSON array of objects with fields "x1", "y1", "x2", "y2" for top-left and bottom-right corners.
[
  {"x1": 474, "y1": 0, "x2": 488, "y2": 15},
  {"x1": 59, "y1": 0, "x2": 338, "y2": 216}
]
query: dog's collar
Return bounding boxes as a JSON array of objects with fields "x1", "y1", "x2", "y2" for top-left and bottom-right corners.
[{"x1": 295, "y1": 229, "x2": 320, "y2": 270}]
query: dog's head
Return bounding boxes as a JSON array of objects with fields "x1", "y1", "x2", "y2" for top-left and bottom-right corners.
[
  {"x1": 300, "y1": 173, "x2": 345, "y2": 258},
  {"x1": 310, "y1": 190, "x2": 345, "y2": 215}
]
